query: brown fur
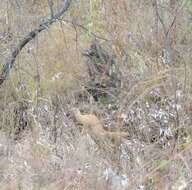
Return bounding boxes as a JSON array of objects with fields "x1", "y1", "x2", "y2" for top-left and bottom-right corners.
[{"x1": 72, "y1": 108, "x2": 128, "y2": 141}]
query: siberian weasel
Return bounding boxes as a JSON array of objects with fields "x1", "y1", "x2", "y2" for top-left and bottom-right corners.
[{"x1": 72, "y1": 108, "x2": 128, "y2": 140}]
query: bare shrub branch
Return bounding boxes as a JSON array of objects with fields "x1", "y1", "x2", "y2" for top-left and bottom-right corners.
[{"x1": 0, "y1": 0, "x2": 72, "y2": 86}]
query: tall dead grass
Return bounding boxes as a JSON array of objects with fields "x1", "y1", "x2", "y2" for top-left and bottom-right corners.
[{"x1": 0, "y1": 0, "x2": 192, "y2": 189}]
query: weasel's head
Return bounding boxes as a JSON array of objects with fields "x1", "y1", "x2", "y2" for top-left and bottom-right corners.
[
  {"x1": 72, "y1": 107, "x2": 81, "y2": 118},
  {"x1": 72, "y1": 108, "x2": 83, "y2": 124}
]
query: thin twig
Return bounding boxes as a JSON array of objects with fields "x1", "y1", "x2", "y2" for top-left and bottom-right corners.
[{"x1": 47, "y1": 0, "x2": 54, "y2": 19}]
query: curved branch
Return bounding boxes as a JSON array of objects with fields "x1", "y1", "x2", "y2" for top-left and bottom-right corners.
[{"x1": 0, "y1": 0, "x2": 72, "y2": 86}]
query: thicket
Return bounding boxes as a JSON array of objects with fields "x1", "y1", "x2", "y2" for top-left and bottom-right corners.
[{"x1": 0, "y1": 0, "x2": 192, "y2": 189}]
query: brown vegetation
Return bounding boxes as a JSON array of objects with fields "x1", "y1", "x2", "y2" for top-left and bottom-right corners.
[{"x1": 0, "y1": 0, "x2": 192, "y2": 189}]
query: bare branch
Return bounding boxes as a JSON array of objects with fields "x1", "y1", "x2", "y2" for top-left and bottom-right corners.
[
  {"x1": 61, "y1": 19, "x2": 109, "y2": 42},
  {"x1": 47, "y1": 0, "x2": 54, "y2": 19},
  {"x1": 0, "y1": 0, "x2": 72, "y2": 86}
]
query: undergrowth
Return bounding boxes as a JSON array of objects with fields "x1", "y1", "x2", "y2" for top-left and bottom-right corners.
[{"x1": 0, "y1": 0, "x2": 192, "y2": 189}]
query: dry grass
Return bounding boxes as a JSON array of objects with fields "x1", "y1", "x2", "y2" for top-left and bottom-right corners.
[{"x1": 0, "y1": 0, "x2": 192, "y2": 189}]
